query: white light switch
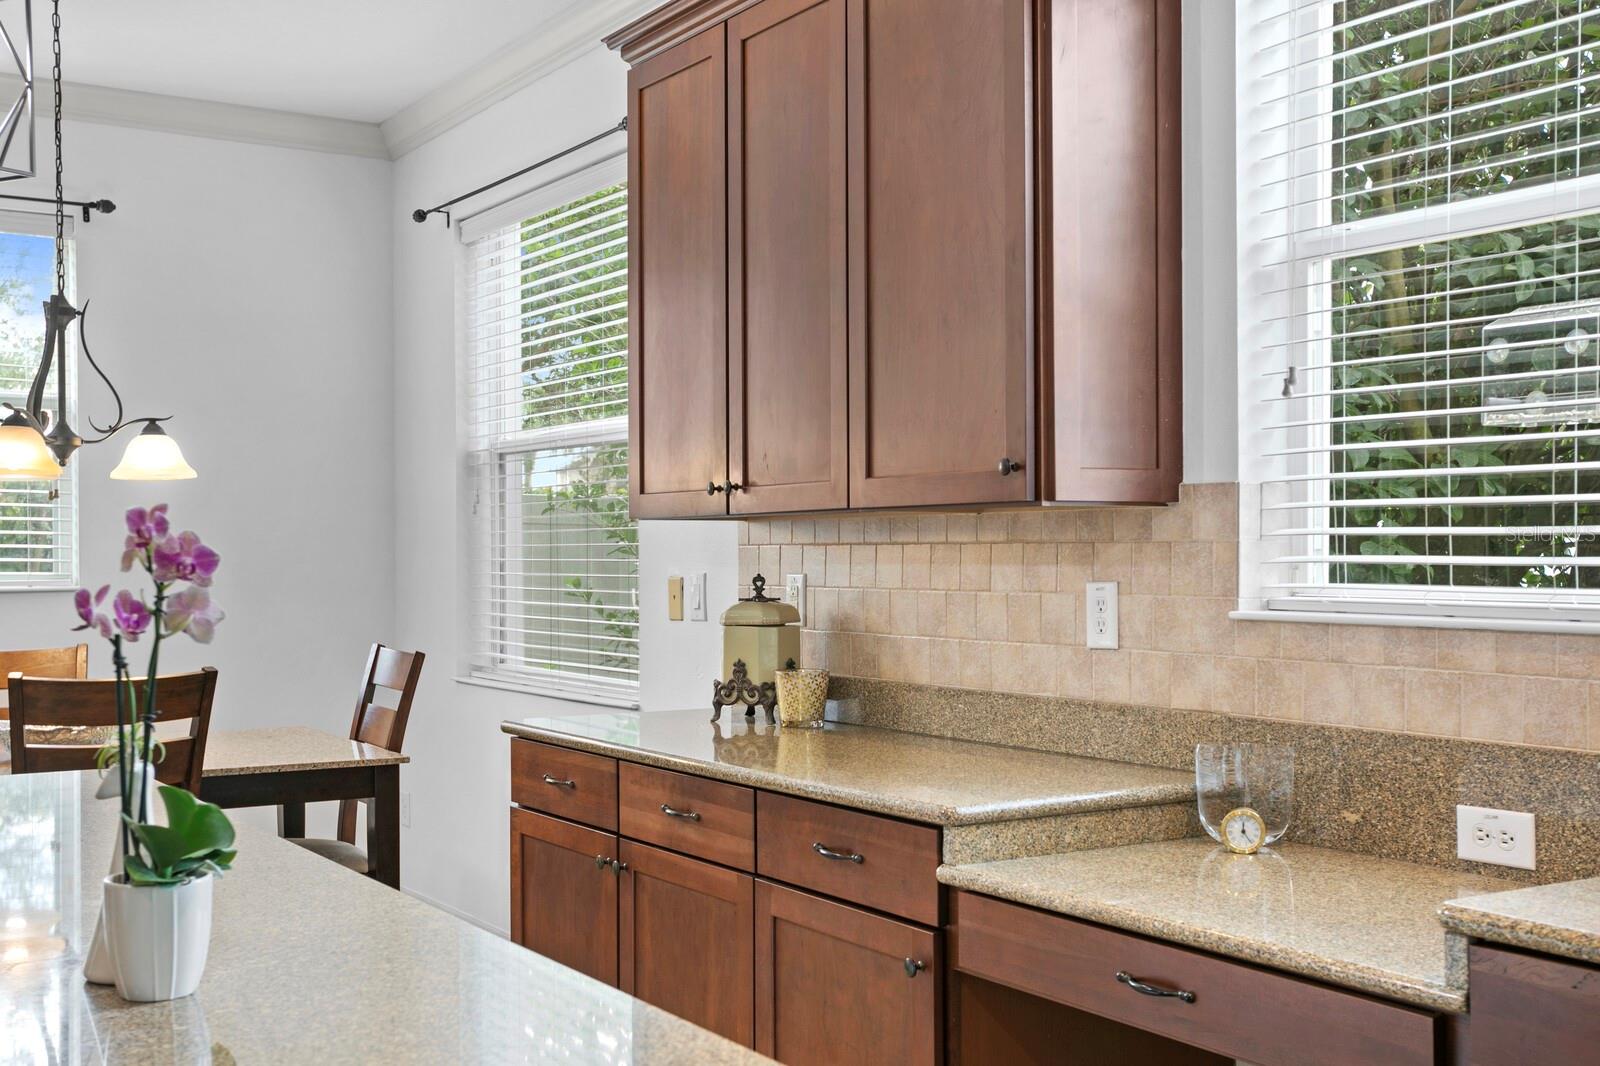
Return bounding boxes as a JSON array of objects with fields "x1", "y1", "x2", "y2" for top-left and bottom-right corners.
[
  {"x1": 686, "y1": 572, "x2": 707, "y2": 621},
  {"x1": 1085, "y1": 581, "x2": 1119, "y2": 649}
]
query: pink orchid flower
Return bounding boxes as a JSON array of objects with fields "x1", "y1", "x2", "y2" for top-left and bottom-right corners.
[
  {"x1": 164, "y1": 586, "x2": 225, "y2": 643},
  {"x1": 121, "y1": 504, "x2": 170, "y2": 571},
  {"x1": 112, "y1": 590, "x2": 152, "y2": 640},
  {"x1": 72, "y1": 585, "x2": 112, "y2": 639},
  {"x1": 151, "y1": 531, "x2": 221, "y2": 587}
]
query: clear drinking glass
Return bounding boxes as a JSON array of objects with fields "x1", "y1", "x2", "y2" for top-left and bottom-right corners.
[{"x1": 1195, "y1": 743, "x2": 1294, "y2": 847}]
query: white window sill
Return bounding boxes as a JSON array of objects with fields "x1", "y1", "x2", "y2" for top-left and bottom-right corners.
[
  {"x1": 1230, "y1": 608, "x2": 1600, "y2": 636},
  {"x1": 0, "y1": 581, "x2": 77, "y2": 593},
  {"x1": 453, "y1": 673, "x2": 639, "y2": 710}
]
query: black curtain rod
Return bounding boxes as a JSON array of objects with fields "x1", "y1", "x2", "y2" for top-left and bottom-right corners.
[
  {"x1": 411, "y1": 117, "x2": 627, "y2": 226},
  {"x1": 0, "y1": 193, "x2": 115, "y2": 222}
]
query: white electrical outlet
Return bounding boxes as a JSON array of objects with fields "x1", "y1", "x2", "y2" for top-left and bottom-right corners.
[
  {"x1": 1456, "y1": 804, "x2": 1535, "y2": 870},
  {"x1": 784, "y1": 573, "x2": 807, "y2": 625},
  {"x1": 1085, "y1": 581, "x2": 1119, "y2": 649},
  {"x1": 686, "y1": 572, "x2": 707, "y2": 621}
]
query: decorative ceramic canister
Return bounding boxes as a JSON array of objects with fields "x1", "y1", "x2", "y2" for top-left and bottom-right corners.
[{"x1": 712, "y1": 574, "x2": 800, "y2": 721}]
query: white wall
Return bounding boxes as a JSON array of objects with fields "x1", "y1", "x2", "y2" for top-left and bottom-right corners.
[
  {"x1": 390, "y1": 45, "x2": 741, "y2": 932},
  {"x1": 0, "y1": 122, "x2": 395, "y2": 841}
]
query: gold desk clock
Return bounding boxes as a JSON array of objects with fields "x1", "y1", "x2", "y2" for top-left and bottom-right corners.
[
  {"x1": 712, "y1": 574, "x2": 800, "y2": 722},
  {"x1": 1220, "y1": 807, "x2": 1267, "y2": 855}
]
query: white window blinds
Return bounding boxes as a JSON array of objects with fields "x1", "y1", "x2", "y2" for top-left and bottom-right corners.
[
  {"x1": 0, "y1": 217, "x2": 73, "y2": 591},
  {"x1": 1239, "y1": 0, "x2": 1600, "y2": 623},
  {"x1": 463, "y1": 166, "x2": 637, "y2": 704}
]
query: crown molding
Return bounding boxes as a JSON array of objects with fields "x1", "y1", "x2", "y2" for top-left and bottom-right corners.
[
  {"x1": 380, "y1": 0, "x2": 660, "y2": 159},
  {"x1": 0, "y1": 75, "x2": 389, "y2": 159}
]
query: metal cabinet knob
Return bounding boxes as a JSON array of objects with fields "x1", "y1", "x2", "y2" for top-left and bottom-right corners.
[
  {"x1": 812, "y1": 842, "x2": 864, "y2": 864},
  {"x1": 609, "y1": 859, "x2": 628, "y2": 875},
  {"x1": 594, "y1": 854, "x2": 611, "y2": 870},
  {"x1": 707, "y1": 481, "x2": 724, "y2": 495},
  {"x1": 723, "y1": 480, "x2": 742, "y2": 494},
  {"x1": 660, "y1": 803, "x2": 702, "y2": 822},
  {"x1": 997, "y1": 457, "x2": 1022, "y2": 476},
  {"x1": 1115, "y1": 971, "x2": 1195, "y2": 1004},
  {"x1": 904, "y1": 958, "x2": 925, "y2": 978}
]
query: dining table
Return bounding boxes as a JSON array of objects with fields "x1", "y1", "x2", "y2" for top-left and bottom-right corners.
[{"x1": 1, "y1": 716, "x2": 408, "y2": 888}]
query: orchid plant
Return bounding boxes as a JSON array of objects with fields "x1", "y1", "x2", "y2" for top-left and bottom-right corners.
[{"x1": 76, "y1": 504, "x2": 235, "y2": 886}]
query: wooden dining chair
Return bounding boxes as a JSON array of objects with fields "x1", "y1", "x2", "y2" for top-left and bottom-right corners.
[
  {"x1": 290, "y1": 643, "x2": 424, "y2": 876},
  {"x1": 0, "y1": 643, "x2": 88, "y2": 684},
  {"x1": 6, "y1": 668, "x2": 219, "y2": 792}
]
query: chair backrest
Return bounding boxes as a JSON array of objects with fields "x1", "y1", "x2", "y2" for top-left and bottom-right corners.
[
  {"x1": 0, "y1": 644, "x2": 88, "y2": 682},
  {"x1": 338, "y1": 644, "x2": 424, "y2": 845},
  {"x1": 6, "y1": 668, "x2": 219, "y2": 792}
]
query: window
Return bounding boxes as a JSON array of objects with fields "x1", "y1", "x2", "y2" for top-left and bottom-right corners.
[
  {"x1": 0, "y1": 213, "x2": 73, "y2": 590},
  {"x1": 463, "y1": 161, "x2": 637, "y2": 704},
  {"x1": 1239, "y1": 0, "x2": 1600, "y2": 625}
]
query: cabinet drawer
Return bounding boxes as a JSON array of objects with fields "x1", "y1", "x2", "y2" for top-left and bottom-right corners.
[
  {"x1": 511, "y1": 739, "x2": 618, "y2": 831},
  {"x1": 756, "y1": 792, "x2": 940, "y2": 925},
  {"x1": 619, "y1": 762, "x2": 755, "y2": 871},
  {"x1": 1467, "y1": 943, "x2": 1600, "y2": 1065},
  {"x1": 950, "y1": 891, "x2": 1437, "y2": 1066}
]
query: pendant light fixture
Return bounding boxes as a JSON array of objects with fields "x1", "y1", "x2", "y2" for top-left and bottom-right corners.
[{"x1": 0, "y1": 0, "x2": 194, "y2": 482}]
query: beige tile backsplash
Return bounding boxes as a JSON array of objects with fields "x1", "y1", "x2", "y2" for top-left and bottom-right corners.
[{"x1": 738, "y1": 483, "x2": 1600, "y2": 754}]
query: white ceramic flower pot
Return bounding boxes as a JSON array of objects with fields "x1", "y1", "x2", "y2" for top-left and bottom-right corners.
[
  {"x1": 84, "y1": 758, "x2": 159, "y2": 986},
  {"x1": 102, "y1": 872, "x2": 213, "y2": 1002}
]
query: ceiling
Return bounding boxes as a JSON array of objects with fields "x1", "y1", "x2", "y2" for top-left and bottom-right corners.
[{"x1": 41, "y1": 0, "x2": 592, "y2": 123}]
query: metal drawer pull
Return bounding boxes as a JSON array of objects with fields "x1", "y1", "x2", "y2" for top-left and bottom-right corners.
[
  {"x1": 812, "y1": 842, "x2": 864, "y2": 864},
  {"x1": 542, "y1": 774, "x2": 576, "y2": 789},
  {"x1": 1115, "y1": 971, "x2": 1195, "y2": 1004},
  {"x1": 904, "y1": 958, "x2": 925, "y2": 978},
  {"x1": 660, "y1": 803, "x2": 702, "y2": 822}
]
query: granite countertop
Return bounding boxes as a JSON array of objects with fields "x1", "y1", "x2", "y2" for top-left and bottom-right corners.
[
  {"x1": 1439, "y1": 877, "x2": 1600, "y2": 966},
  {"x1": 0, "y1": 770, "x2": 766, "y2": 1065},
  {"x1": 200, "y1": 725, "x2": 408, "y2": 776},
  {"x1": 939, "y1": 838, "x2": 1518, "y2": 1012},
  {"x1": 502, "y1": 709, "x2": 1194, "y2": 826}
]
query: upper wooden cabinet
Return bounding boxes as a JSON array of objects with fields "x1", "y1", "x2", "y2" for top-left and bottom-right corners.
[
  {"x1": 610, "y1": 0, "x2": 1181, "y2": 517},
  {"x1": 727, "y1": 0, "x2": 850, "y2": 515},
  {"x1": 627, "y1": 27, "x2": 730, "y2": 519}
]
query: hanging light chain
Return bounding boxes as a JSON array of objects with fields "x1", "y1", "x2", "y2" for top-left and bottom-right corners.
[{"x1": 51, "y1": 0, "x2": 62, "y2": 295}]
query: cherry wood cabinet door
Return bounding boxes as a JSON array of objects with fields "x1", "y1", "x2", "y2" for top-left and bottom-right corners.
[
  {"x1": 846, "y1": 0, "x2": 1034, "y2": 509},
  {"x1": 628, "y1": 25, "x2": 730, "y2": 518},
  {"x1": 1040, "y1": 0, "x2": 1181, "y2": 503},
  {"x1": 755, "y1": 880, "x2": 939, "y2": 1066},
  {"x1": 726, "y1": 0, "x2": 849, "y2": 514},
  {"x1": 509, "y1": 807, "x2": 618, "y2": 986},
  {"x1": 618, "y1": 840, "x2": 755, "y2": 1047}
]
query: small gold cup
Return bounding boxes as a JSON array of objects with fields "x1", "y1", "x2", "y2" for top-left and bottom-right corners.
[{"x1": 774, "y1": 668, "x2": 829, "y2": 728}]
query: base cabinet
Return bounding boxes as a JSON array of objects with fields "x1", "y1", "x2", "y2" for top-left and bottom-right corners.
[
  {"x1": 509, "y1": 807, "x2": 619, "y2": 986},
  {"x1": 1465, "y1": 943, "x2": 1600, "y2": 1065},
  {"x1": 620, "y1": 840, "x2": 755, "y2": 1046},
  {"x1": 755, "y1": 880, "x2": 940, "y2": 1066}
]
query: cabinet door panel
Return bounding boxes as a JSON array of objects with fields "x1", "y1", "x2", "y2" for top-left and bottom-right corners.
[
  {"x1": 619, "y1": 841, "x2": 755, "y2": 1046},
  {"x1": 1042, "y1": 0, "x2": 1181, "y2": 502},
  {"x1": 628, "y1": 26, "x2": 730, "y2": 518},
  {"x1": 509, "y1": 808, "x2": 618, "y2": 986},
  {"x1": 728, "y1": 0, "x2": 849, "y2": 514},
  {"x1": 847, "y1": 0, "x2": 1033, "y2": 508},
  {"x1": 755, "y1": 880, "x2": 939, "y2": 1066}
]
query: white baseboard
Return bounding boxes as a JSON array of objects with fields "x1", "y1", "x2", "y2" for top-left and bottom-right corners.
[{"x1": 403, "y1": 886, "x2": 508, "y2": 940}]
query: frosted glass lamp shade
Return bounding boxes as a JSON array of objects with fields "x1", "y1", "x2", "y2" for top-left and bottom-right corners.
[
  {"x1": 110, "y1": 422, "x2": 196, "y2": 481},
  {"x1": 0, "y1": 412, "x2": 61, "y2": 480}
]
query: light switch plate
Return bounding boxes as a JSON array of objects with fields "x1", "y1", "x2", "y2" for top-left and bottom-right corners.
[
  {"x1": 686, "y1": 572, "x2": 707, "y2": 621},
  {"x1": 1085, "y1": 581, "x2": 1119, "y2": 649},
  {"x1": 666, "y1": 576, "x2": 684, "y2": 621},
  {"x1": 1456, "y1": 804, "x2": 1536, "y2": 870},
  {"x1": 784, "y1": 573, "x2": 807, "y2": 625}
]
